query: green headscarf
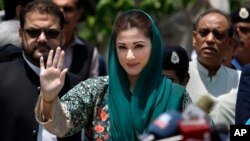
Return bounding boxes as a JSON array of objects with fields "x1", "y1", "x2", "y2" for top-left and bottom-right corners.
[{"x1": 108, "y1": 9, "x2": 185, "y2": 140}]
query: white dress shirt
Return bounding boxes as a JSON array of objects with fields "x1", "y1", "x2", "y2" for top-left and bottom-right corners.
[{"x1": 186, "y1": 59, "x2": 241, "y2": 125}]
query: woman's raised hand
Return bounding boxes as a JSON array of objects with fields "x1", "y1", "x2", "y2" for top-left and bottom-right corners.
[{"x1": 40, "y1": 47, "x2": 68, "y2": 103}]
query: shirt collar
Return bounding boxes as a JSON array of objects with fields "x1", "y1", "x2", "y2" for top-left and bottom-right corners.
[
  {"x1": 22, "y1": 52, "x2": 40, "y2": 75},
  {"x1": 195, "y1": 59, "x2": 222, "y2": 77},
  {"x1": 69, "y1": 33, "x2": 85, "y2": 47}
]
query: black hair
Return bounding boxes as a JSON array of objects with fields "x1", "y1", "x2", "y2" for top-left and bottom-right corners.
[
  {"x1": 77, "y1": 0, "x2": 97, "y2": 21},
  {"x1": 113, "y1": 10, "x2": 152, "y2": 39},
  {"x1": 19, "y1": 0, "x2": 64, "y2": 29},
  {"x1": 3, "y1": 0, "x2": 33, "y2": 20},
  {"x1": 193, "y1": 9, "x2": 234, "y2": 37},
  {"x1": 163, "y1": 45, "x2": 190, "y2": 84}
]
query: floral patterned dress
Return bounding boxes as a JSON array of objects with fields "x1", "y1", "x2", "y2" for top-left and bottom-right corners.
[{"x1": 36, "y1": 76, "x2": 192, "y2": 141}]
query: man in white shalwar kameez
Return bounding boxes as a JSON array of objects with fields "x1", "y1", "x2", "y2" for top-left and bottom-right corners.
[{"x1": 186, "y1": 9, "x2": 241, "y2": 126}]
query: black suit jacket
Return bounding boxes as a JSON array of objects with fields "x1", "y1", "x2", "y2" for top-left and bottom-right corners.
[
  {"x1": 236, "y1": 64, "x2": 250, "y2": 124},
  {"x1": 0, "y1": 44, "x2": 22, "y2": 62},
  {"x1": 0, "y1": 43, "x2": 107, "y2": 80},
  {"x1": 69, "y1": 41, "x2": 94, "y2": 80},
  {"x1": 0, "y1": 57, "x2": 82, "y2": 141}
]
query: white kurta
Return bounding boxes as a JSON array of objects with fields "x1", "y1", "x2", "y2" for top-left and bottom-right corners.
[{"x1": 186, "y1": 59, "x2": 241, "y2": 125}]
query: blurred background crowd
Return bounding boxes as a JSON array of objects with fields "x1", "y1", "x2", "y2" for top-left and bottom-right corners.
[{"x1": 0, "y1": 0, "x2": 248, "y2": 61}]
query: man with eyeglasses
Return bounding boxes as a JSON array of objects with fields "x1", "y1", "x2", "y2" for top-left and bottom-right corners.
[
  {"x1": 0, "y1": 1, "x2": 82, "y2": 141},
  {"x1": 230, "y1": 7, "x2": 250, "y2": 70},
  {"x1": 51, "y1": 0, "x2": 107, "y2": 80}
]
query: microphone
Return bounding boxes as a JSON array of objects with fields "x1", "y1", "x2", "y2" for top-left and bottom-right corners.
[
  {"x1": 179, "y1": 94, "x2": 228, "y2": 141},
  {"x1": 139, "y1": 110, "x2": 182, "y2": 141},
  {"x1": 139, "y1": 95, "x2": 216, "y2": 141},
  {"x1": 182, "y1": 95, "x2": 215, "y2": 121},
  {"x1": 148, "y1": 120, "x2": 229, "y2": 141},
  {"x1": 178, "y1": 95, "x2": 216, "y2": 141},
  {"x1": 178, "y1": 118, "x2": 211, "y2": 141},
  {"x1": 179, "y1": 120, "x2": 229, "y2": 141}
]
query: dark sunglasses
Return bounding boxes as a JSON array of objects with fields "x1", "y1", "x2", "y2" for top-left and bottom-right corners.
[
  {"x1": 61, "y1": 6, "x2": 77, "y2": 14},
  {"x1": 238, "y1": 27, "x2": 250, "y2": 34},
  {"x1": 24, "y1": 28, "x2": 61, "y2": 39}
]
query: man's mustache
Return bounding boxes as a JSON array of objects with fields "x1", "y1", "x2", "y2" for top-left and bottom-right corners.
[{"x1": 35, "y1": 45, "x2": 51, "y2": 50}]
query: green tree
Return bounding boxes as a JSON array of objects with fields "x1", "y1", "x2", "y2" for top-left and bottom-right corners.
[
  {"x1": 77, "y1": 0, "x2": 248, "y2": 53},
  {"x1": 77, "y1": 0, "x2": 196, "y2": 52},
  {"x1": 0, "y1": 0, "x2": 246, "y2": 52},
  {"x1": 0, "y1": 0, "x2": 3, "y2": 10}
]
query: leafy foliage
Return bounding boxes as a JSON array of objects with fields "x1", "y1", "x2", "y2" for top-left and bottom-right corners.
[
  {"x1": 0, "y1": 0, "x2": 246, "y2": 52},
  {"x1": 77, "y1": 0, "x2": 197, "y2": 52},
  {"x1": 0, "y1": 0, "x2": 3, "y2": 11}
]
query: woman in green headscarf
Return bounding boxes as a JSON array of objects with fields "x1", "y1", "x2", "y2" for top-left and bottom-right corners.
[{"x1": 35, "y1": 9, "x2": 192, "y2": 141}]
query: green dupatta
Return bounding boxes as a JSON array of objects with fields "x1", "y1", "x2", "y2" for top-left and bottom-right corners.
[{"x1": 108, "y1": 9, "x2": 185, "y2": 140}]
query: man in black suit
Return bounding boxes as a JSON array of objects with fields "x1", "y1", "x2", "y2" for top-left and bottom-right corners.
[
  {"x1": 0, "y1": 1, "x2": 82, "y2": 141},
  {"x1": 0, "y1": 0, "x2": 107, "y2": 79},
  {"x1": 52, "y1": 0, "x2": 107, "y2": 80},
  {"x1": 235, "y1": 64, "x2": 250, "y2": 124},
  {"x1": 0, "y1": 44, "x2": 22, "y2": 62}
]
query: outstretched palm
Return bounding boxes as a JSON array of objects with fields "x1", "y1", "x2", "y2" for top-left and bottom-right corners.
[{"x1": 40, "y1": 47, "x2": 68, "y2": 102}]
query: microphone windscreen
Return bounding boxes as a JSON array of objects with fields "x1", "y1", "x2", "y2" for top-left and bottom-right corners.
[
  {"x1": 196, "y1": 95, "x2": 215, "y2": 113},
  {"x1": 147, "y1": 110, "x2": 182, "y2": 139},
  {"x1": 182, "y1": 95, "x2": 215, "y2": 120},
  {"x1": 179, "y1": 118, "x2": 211, "y2": 141}
]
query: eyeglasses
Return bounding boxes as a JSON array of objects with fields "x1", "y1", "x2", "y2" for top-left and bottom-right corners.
[
  {"x1": 61, "y1": 6, "x2": 77, "y2": 14},
  {"x1": 237, "y1": 26, "x2": 250, "y2": 34},
  {"x1": 24, "y1": 28, "x2": 61, "y2": 39}
]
